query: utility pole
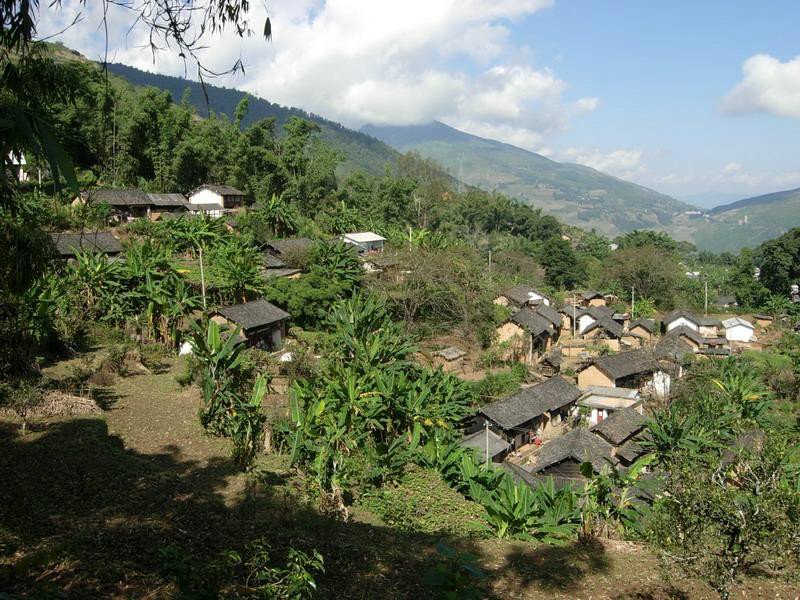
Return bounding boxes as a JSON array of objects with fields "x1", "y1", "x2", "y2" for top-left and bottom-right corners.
[
  {"x1": 488, "y1": 249, "x2": 492, "y2": 272},
  {"x1": 704, "y1": 280, "x2": 708, "y2": 315},
  {"x1": 631, "y1": 286, "x2": 635, "y2": 320},
  {"x1": 572, "y1": 294, "x2": 577, "y2": 339},
  {"x1": 199, "y1": 246, "x2": 207, "y2": 310},
  {"x1": 484, "y1": 421, "x2": 489, "y2": 469}
]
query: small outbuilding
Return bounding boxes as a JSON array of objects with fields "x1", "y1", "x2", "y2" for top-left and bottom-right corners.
[
  {"x1": 211, "y1": 299, "x2": 291, "y2": 350},
  {"x1": 590, "y1": 408, "x2": 648, "y2": 467},
  {"x1": 722, "y1": 317, "x2": 755, "y2": 343},
  {"x1": 49, "y1": 231, "x2": 123, "y2": 259},
  {"x1": 460, "y1": 428, "x2": 510, "y2": 464},
  {"x1": 341, "y1": 232, "x2": 386, "y2": 253},
  {"x1": 578, "y1": 350, "x2": 670, "y2": 398}
]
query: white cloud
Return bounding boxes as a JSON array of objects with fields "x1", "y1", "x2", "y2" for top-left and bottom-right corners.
[
  {"x1": 37, "y1": 0, "x2": 602, "y2": 151},
  {"x1": 561, "y1": 147, "x2": 645, "y2": 179},
  {"x1": 723, "y1": 54, "x2": 800, "y2": 119},
  {"x1": 722, "y1": 162, "x2": 742, "y2": 174},
  {"x1": 713, "y1": 162, "x2": 761, "y2": 187}
]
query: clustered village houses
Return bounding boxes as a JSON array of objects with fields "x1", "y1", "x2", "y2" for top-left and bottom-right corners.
[{"x1": 52, "y1": 185, "x2": 774, "y2": 491}]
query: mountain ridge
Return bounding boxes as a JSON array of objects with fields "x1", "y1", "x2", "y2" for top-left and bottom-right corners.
[{"x1": 362, "y1": 121, "x2": 695, "y2": 237}]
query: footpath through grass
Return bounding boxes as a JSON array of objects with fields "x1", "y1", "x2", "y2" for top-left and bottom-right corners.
[{"x1": 1, "y1": 354, "x2": 797, "y2": 598}]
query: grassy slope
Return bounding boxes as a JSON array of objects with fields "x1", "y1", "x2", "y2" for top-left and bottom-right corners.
[
  {"x1": 688, "y1": 188, "x2": 800, "y2": 253},
  {"x1": 362, "y1": 122, "x2": 694, "y2": 237},
  {"x1": 1, "y1": 350, "x2": 797, "y2": 598}
]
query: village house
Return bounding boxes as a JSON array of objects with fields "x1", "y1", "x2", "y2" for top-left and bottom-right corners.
[
  {"x1": 494, "y1": 284, "x2": 550, "y2": 309},
  {"x1": 626, "y1": 318, "x2": 656, "y2": 342},
  {"x1": 211, "y1": 299, "x2": 291, "y2": 350},
  {"x1": 340, "y1": 231, "x2": 386, "y2": 253},
  {"x1": 722, "y1": 317, "x2": 756, "y2": 343},
  {"x1": 713, "y1": 295, "x2": 738, "y2": 309},
  {"x1": 460, "y1": 428, "x2": 510, "y2": 464},
  {"x1": 590, "y1": 408, "x2": 648, "y2": 467},
  {"x1": 262, "y1": 252, "x2": 302, "y2": 280},
  {"x1": 582, "y1": 317, "x2": 625, "y2": 351},
  {"x1": 477, "y1": 376, "x2": 582, "y2": 450},
  {"x1": 188, "y1": 184, "x2": 249, "y2": 211},
  {"x1": 577, "y1": 349, "x2": 671, "y2": 397},
  {"x1": 49, "y1": 231, "x2": 123, "y2": 259},
  {"x1": 524, "y1": 427, "x2": 613, "y2": 483},
  {"x1": 7, "y1": 151, "x2": 30, "y2": 182},
  {"x1": 662, "y1": 309, "x2": 700, "y2": 333},
  {"x1": 72, "y1": 189, "x2": 189, "y2": 221},
  {"x1": 578, "y1": 386, "x2": 643, "y2": 425},
  {"x1": 495, "y1": 303, "x2": 561, "y2": 363},
  {"x1": 665, "y1": 325, "x2": 728, "y2": 354},
  {"x1": 581, "y1": 291, "x2": 606, "y2": 307}
]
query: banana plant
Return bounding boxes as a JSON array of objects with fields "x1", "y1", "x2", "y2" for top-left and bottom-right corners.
[{"x1": 483, "y1": 476, "x2": 538, "y2": 539}]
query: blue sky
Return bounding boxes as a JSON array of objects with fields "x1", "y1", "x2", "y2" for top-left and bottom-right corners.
[{"x1": 43, "y1": 0, "x2": 800, "y2": 205}]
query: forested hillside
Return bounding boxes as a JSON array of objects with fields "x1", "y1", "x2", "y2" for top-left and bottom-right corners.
[
  {"x1": 48, "y1": 43, "x2": 398, "y2": 177},
  {"x1": 362, "y1": 121, "x2": 695, "y2": 236}
]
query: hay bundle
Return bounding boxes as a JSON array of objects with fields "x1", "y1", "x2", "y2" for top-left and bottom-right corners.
[{"x1": 35, "y1": 391, "x2": 102, "y2": 417}]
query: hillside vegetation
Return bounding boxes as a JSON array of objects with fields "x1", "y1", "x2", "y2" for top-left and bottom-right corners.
[
  {"x1": 362, "y1": 121, "x2": 694, "y2": 237},
  {"x1": 688, "y1": 187, "x2": 800, "y2": 253}
]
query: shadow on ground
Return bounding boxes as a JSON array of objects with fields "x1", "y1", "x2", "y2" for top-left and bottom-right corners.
[{"x1": 0, "y1": 418, "x2": 679, "y2": 599}]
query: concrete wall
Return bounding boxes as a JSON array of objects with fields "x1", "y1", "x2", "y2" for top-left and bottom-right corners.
[{"x1": 588, "y1": 298, "x2": 606, "y2": 307}]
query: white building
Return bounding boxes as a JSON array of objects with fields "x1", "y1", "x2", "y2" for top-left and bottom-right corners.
[
  {"x1": 663, "y1": 309, "x2": 700, "y2": 333},
  {"x1": 8, "y1": 152, "x2": 29, "y2": 182},
  {"x1": 722, "y1": 317, "x2": 755, "y2": 343},
  {"x1": 188, "y1": 184, "x2": 248, "y2": 210},
  {"x1": 577, "y1": 386, "x2": 643, "y2": 425},
  {"x1": 341, "y1": 232, "x2": 386, "y2": 253}
]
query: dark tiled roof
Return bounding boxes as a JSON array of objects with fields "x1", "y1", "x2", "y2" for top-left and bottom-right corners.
[
  {"x1": 193, "y1": 184, "x2": 246, "y2": 196},
  {"x1": 534, "y1": 303, "x2": 562, "y2": 328},
  {"x1": 215, "y1": 299, "x2": 290, "y2": 331},
  {"x1": 266, "y1": 238, "x2": 316, "y2": 255},
  {"x1": 528, "y1": 428, "x2": 613, "y2": 473},
  {"x1": 591, "y1": 408, "x2": 646, "y2": 446},
  {"x1": 541, "y1": 347, "x2": 562, "y2": 367},
  {"x1": 583, "y1": 317, "x2": 624, "y2": 338},
  {"x1": 713, "y1": 295, "x2": 737, "y2": 306},
  {"x1": 481, "y1": 376, "x2": 581, "y2": 429},
  {"x1": 84, "y1": 188, "x2": 150, "y2": 206},
  {"x1": 628, "y1": 318, "x2": 656, "y2": 333},
  {"x1": 666, "y1": 324, "x2": 706, "y2": 345},
  {"x1": 699, "y1": 347, "x2": 732, "y2": 356},
  {"x1": 502, "y1": 284, "x2": 545, "y2": 306},
  {"x1": 587, "y1": 305, "x2": 614, "y2": 319},
  {"x1": 582, "y1": 291, "x2": 604, "y2": 300},
  {"x1": 654, "y1": 336, "x2": 693, "y2": 363},
  {"x1": 616, "y1": 438, "x2": 647, "y2": 463},
  {"x1": 146, "y1": 193, "x2": 188, "y2": 207},
  {"x1": 698, "y1": 316, "x2": 722, "y2": 327},
  {"x1": 49, "y1": 231, "x2": 123, "y2": 257},
  {"x1": 460, "y1": 429, "x2": 510, "y2": 459},
  {"x1": 263, "y1": 253, "x2": 287, "y2": 268},
  {"x1": 511, "y1": 307, "x2": 553, "y2": 337},
  {"x1": 592, "y1": 350, "x2": 657, "y2": 380}
]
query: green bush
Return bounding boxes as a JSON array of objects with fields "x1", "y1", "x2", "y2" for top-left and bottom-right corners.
[{"x1": 359, "y1": 466, "x2": 487, "y2": 538}]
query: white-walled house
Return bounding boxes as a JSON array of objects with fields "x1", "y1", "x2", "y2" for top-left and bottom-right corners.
[
  {"x1": 663, "y1": 309, "x2": 700, "y2": 332},
  {"x1": 723, "y1": 317, "x2": 756, "y2": 343},
  {"x1": 577, "y1": 386, "x2": 643, "y2": 425},
  {"x1": 188, "y1": 184, "x2": 248, "y2": 210},
  {"x1": 341, "y1": 232, "x2": 386, "y2": 253}
]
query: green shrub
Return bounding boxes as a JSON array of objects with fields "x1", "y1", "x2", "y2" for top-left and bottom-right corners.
[
  {"x1": 470, "y1": 369, "x2": 523, "y2": 405},
  {"x1": 359, "y1": 466, "x2": 487, "y2": 538}
]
